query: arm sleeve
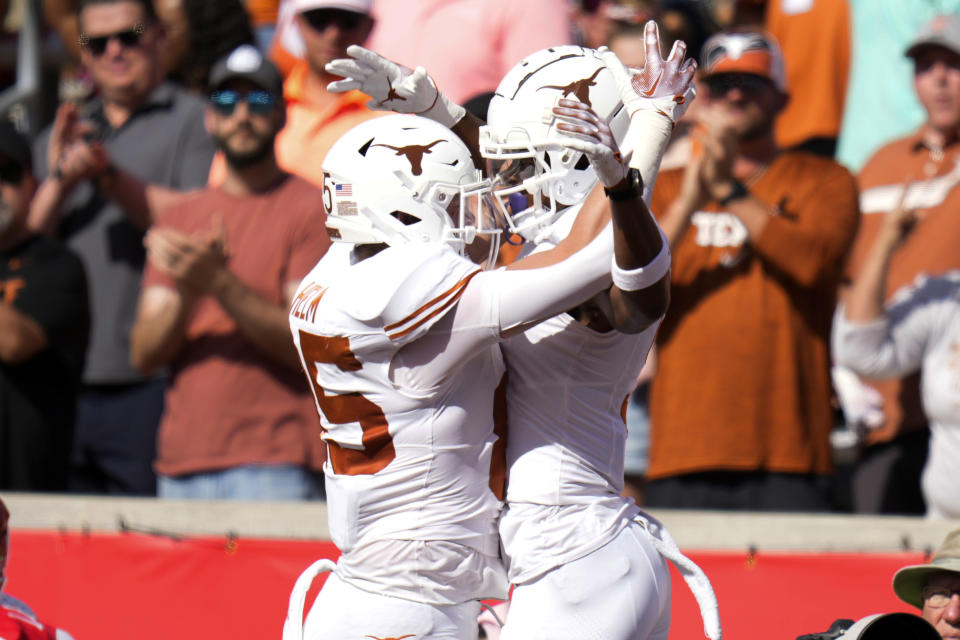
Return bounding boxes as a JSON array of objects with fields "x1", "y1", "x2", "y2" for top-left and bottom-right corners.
[
  {"x1": 831, "y1": 285, "x2": 945, "y2": 379},
  {"x1": 395, "y1": 225, "x2": 612, "y2": 389},
  {"x1": 751, "y1": 163, "x2": 861, "y2": 287}
]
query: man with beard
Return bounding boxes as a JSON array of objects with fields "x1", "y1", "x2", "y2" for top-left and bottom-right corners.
[
  {"x1": 643, "y1": 30, "x2": 860, "y2": 511},
  {"x1": 129, "y1": 45, "x2": 331, "y2": 500}
]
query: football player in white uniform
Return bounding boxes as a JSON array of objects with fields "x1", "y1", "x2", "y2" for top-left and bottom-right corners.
[
  {"x1": 285, "y1": 105, "x2": 658, "y2": 639},
  {"x1": 322, "y1": 22, "x2": 720, "y2": 640}
]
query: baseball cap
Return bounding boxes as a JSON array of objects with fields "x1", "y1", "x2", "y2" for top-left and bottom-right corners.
[
  {"x1": 700, "y1": 30, "x2": 787, "y2": 92},
  {"x1": 0, "y1": 120, "x2": 32, "y2": 172},
  {"x1": 208, "y1": 45, "x2": 284, "y2": 95},
  {"x1": 893, "y1": 529, "x2": 960, "y2": 608},
  {"x1": 289, "y1": 0, "x2": 371, "y2": 15},
  {"x1": 906, "y1": 14, "x2": 960, "y2": 58}
]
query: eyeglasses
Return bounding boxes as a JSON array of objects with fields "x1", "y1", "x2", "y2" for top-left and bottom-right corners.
[
  {"x1": 922, "y1": 586, "x2": 960, "y2": 609},
  {"x1": 78, "y1": 23, "x2": 146, "y2": 57},
  {"x1": 705, "y1": 74, "x2": 774, "y2": 96},
  {"x1": 301, "y1": 8, "x2": 367, "y2": 32},
  {"x1": 0, "y1": 162, "x2": 23, "y2": 185},
  {"x1": 210, "y1": 90, "x2": 278, "y2": 116}
]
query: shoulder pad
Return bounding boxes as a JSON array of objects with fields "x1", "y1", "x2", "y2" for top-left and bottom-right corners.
[{"x1": 345, "y1": 243, "x2": 481, "y2": 344}]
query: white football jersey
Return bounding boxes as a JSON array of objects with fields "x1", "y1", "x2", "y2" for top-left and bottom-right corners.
[
  {"x1": 497, "y1": 204, "x2": 662, "y2": 583},
  {"x1": 290, "y1": 242, "x2": 508, "y2": 604}
]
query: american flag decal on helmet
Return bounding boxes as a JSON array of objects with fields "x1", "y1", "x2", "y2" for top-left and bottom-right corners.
[{"x1": 336, "y1": 183, "x2": 353, "y2": 197}]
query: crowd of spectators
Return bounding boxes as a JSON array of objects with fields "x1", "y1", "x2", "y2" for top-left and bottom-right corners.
[{"x1": 0, "y1": 0, "x2": 958, "y2": 520}]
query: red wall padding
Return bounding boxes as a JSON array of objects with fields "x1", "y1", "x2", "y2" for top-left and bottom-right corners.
[{"x1": 5, "y1": 530, "x2": 921, "y2": 639}]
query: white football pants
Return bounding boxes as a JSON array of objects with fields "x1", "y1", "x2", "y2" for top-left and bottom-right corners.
[
  {"x1": 499, "y1": 521, "x2": 671, "y2": 640},
  {"x1": 302, "y1": 571, "x2": 482, "y2": 640}
]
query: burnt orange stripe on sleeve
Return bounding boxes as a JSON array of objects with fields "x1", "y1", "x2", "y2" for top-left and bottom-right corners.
[{"x1": 386, "y1": 270, "x2": 481, "y2": 341}]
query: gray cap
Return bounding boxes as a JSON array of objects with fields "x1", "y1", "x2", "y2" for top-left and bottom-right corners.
[
  {"x1": 208, "y1": 45, "x2": 284, "y2": 95},
  {"x1": 906, "y1": 13, "x2": 960, "y2": 58}
]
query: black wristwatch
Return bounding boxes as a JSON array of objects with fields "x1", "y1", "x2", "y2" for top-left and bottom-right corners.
[
  {"x1": 604, "y1": 168, "x2": 643, "y2": 202},
  {"x1": 717, "y1": 179, "x2": 749, "y2": 206}
]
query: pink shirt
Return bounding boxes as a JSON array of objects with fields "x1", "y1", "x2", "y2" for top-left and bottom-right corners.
[
  {"x1": 144, "y1": 176, "x2": 331, "y2": 476},
  {"x1": 367, "y1": 0, "x2": 573, "y2": 104}
]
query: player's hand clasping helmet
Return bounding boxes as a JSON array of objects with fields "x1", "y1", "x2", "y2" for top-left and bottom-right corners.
[
  {"x1": 480, "y1": 45, "x2": 630, "y2": 242},
  {"x1": 322, "y1": 114, "x2": 503, "y2": 262}
]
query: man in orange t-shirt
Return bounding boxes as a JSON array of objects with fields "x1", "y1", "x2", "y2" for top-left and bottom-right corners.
[
  {"x1": 645, "y1": 30, "x2": 860, "y2": 510},
  {"x1": 272, "y1": 0, "x2": 383, "y2": 187}
]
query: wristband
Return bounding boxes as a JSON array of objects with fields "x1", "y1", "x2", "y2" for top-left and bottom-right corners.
[
  {"x1": 717, "y1": 180, "x2": 749, "y2": 207},
  {"x1": 611, "y1": 227, "x2": 671, "y2": 291}
]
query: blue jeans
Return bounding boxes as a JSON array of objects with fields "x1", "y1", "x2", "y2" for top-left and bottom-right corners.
[
  {"x1": 158, "y1": 464, "x2": 324, "y2": 500},
  {"x1": 71, "y1": 379, "x2": 166, "y2": 496}
]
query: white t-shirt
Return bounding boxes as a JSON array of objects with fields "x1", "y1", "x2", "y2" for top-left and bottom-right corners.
[{"x1": 833, "y1": 271, "x2": 960, "y2": 519}]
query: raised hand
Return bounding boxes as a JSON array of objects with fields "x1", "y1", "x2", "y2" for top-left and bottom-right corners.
[
  {"x1": 877, "y1": 177, "x2": 922, "y2": 251},
  {"x1": 692, "y1": 106, "x2": 740, "y2": 202},
  {"x1": 600, "y1": 20, "x2": 697, "y2": 124},
  {"x1": 145, "y1": 225, "x2": 228, "y2": 295},
  {"x1": 599, "y1": 21, "x2": 698, "y2": 204},
  {"x1": 552, "y1": 99, "x2": 628, "y2": 188},
  {"x1": 47, "y1": 102, "x2": 112, "y2": 189},
  {"x1": 325, "y1": 45, "x2": 465, "y2": 128}
]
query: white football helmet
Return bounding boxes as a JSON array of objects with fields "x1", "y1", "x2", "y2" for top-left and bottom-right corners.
[
  {"x1": 321, "y1": 113, "x2": 502, "y2": 262},
  {"x1": 480, "y1": 45, "x2": 630, "y2": 242}
]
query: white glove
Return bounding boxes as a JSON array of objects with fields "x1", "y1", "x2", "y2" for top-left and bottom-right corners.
[
  {"x1": 600, "y1": 21, "x2": 697, "y2": 204},
  {"x1": 325, "y1": 45, "x2": 466, "y2": 128},
  {"x1": 602, "y1": 20, "x2": 697, "y2": 123},
  {"x1": 832, "y1": 366, "x2": 886, "y2": 431},
  {"x1": 552, "y1": 98, "x2": 628, "y2": 188}
]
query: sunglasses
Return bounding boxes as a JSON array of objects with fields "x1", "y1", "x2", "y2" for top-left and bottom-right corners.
[
  {"x1": 210, "y1": 90, "x2": 278, "y2": 116},
  {"x1": 301, "y1": 8, "x2": 367, "y2": 32},
  {"x1": 79, "y1": 22, "x2": 146, "y2": 56},
  {"x1": 705, "y1": 74, "x2": 774, "y2": 96},
  {"x1": 0, "y1": 162, "x2": 23, "y2": 185}
]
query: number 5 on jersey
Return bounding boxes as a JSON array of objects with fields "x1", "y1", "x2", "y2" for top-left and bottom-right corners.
[{"x1": 298, "y1": 331, "x2": 396, "y2": 475}]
